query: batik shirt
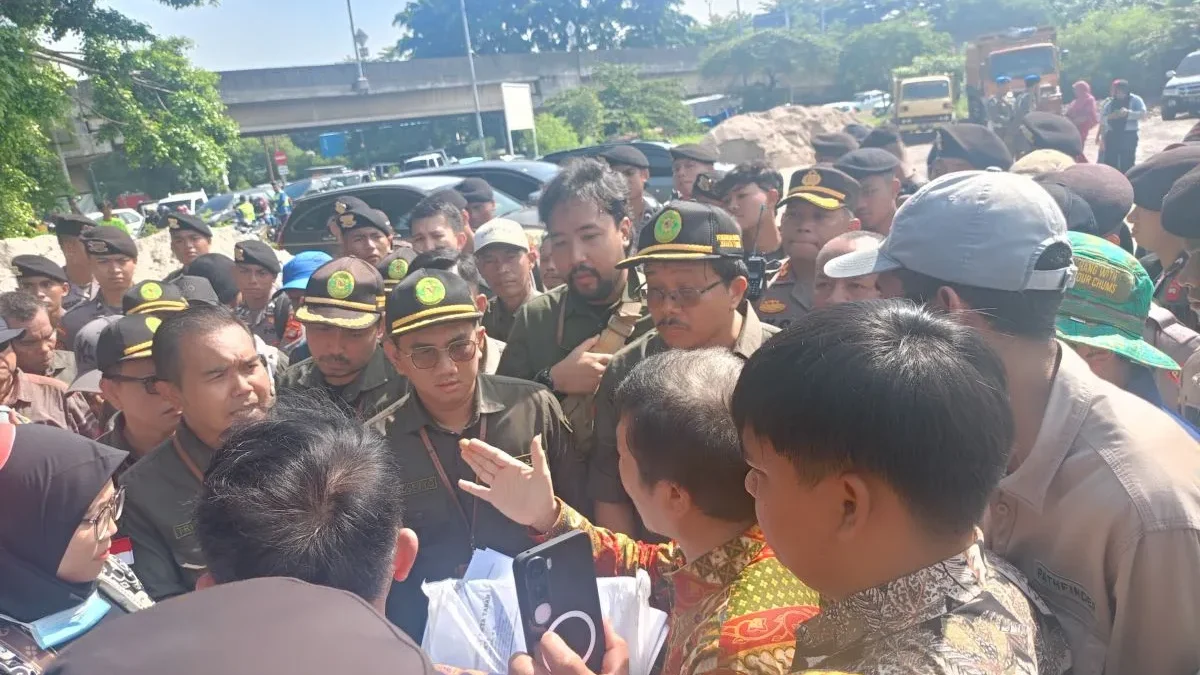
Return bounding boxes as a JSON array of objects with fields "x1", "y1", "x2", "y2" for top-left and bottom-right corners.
[
  {"x1": 542, "y1": 501, "x2": 820, "y2": 675},
  {"x1": 790, "y1": 542, "x2": 1071, "y2": 674}
]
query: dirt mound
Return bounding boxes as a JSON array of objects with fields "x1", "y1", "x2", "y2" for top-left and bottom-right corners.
[
  {"x1": 0, "y1": 227, "x2": 291, "y2": 292},
  {"x1": 705, "y1": 105, "x2": 864, "y2": 168}
]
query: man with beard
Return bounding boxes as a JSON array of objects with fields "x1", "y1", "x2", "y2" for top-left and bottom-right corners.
[
  {"x1": 474, "y1": 218, "x2": 541, "y2": 341},
  {"x1": 280, "y1": 257, "x2": 405, "y2": 421},
  {"x1": 588, "y1": 202, "x2": 778, "y2": 537},
  {"x1": 162, "y1": 213, "x2": 212, "y2": 282},
  {"x1": 497, "y1": 159, "x2": 653, "y2": 453},
  {"x1": 61, "y1": 226, "x2": 137, "y2": 346},
  {"x1": 120, "y1": 304, "x2": 275, "y2": 600}
]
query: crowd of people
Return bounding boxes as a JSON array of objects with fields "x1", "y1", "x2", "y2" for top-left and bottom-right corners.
[{"x1": 2, "y1": 100, "x2": 1200, "y2": 675}]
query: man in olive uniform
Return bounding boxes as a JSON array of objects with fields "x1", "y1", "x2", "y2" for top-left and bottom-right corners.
[
  {"x1": 588, "y1": 201, "x2": 779, "y2": 537},
  {"x1": 53, "y1": 214, "x2": 99, "y2": 311},
  {"x1": 670, "y1": 144, "x2": 718, "y2": 200},
  {"x1": 1127, "y1": 146, "x2": 1200, "y2": 332},
  {"x1": 756, "y1": 166, "x2": 862, "y2": 330},
  {"x1": 280, "y1": 257, "x2": 405, "y2": 421},
  {"x1": 163, "y1": 213, "x2": 213, "y2": 282},
  {"x1": 329, "y1": 197, "x2": 394, "y2": 266},
  {"x1": 233, "y1": 240, "x2": 290, "y2": 348},
  {"x1": 474, "y1": 218, "x2": 540, "y2": 341},
  {"x1": 61, "y1": 226, "x2": 137, "y2": 347},
  {"x1": 121, "y1": 304, "x2": 274, "y2": 599},
  {"x1": 13, "y1": 255, "x2": 72, "y2": 349},
  {"x1": 371, "y1": 268, "x2": 584, "y2": 638}
]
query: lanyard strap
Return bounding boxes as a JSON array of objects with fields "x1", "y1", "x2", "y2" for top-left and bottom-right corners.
[
  {"x1": 417, "y1": 417, "x2": 487, "y2": 543},
  {"x1": 172, "y1": 434, "x2": 205, "y2": 484}
]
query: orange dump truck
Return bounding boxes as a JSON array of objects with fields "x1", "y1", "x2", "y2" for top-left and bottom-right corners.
[{"x1": 965, "y1": 26, "x2": 1063, "y2": 111}]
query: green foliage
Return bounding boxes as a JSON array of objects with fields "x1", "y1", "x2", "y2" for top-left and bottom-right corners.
[
  {"x1": 893, "y1": 51, "x2": 965, "y2": 100},
  {"x1": 590, "y1": 64, "x2": 700, "y2": 138},
  {"x1": 701, "y1": 29, "x2": 838, "y2": 110},
  {"x1": 545, "y1": 89, "x2": 605, "y2": 143},
  {"x1": 933, "y1": 0, "x2": 1053, "y2": 42},
  {"x1": 1059, "y1": 5, "x2": 1180, "y2": 95},
  {"x1": 687, "y1": 12, "x2": 752, "y2": 47},
  {"x1": 533, "y1": 114, "x2": 581, "y2": 154},
  {"x1": 839, "y1": 14, "x2": 953, "y2": 94}
]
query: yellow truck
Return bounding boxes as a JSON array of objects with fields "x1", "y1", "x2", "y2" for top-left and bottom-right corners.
[
  {"x1": 892, "y1": 75, "x2": 955, "y2": 135},
  {"x1": 965, "y1": 26, "x2": 1063, "y2": 112}
]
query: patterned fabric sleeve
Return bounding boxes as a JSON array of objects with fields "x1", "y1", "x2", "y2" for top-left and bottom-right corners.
[
  {"x1": 63, "y1": 391, "x2": 100, "y2": 439},
  {"x1": 537, "y1": 498, "x2": 683, "y2": 610}
]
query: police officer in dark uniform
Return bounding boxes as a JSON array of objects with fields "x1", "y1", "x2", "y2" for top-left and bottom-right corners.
[
  {"x1": 329, "y1": 199, "x2": 394, "y2": 266},
  {"x1": 280, "y1": 257, "x2": 406, "y2": 421},
  {"x1": 13, "y1": 254, "x2": 73, "y2": 350},
  {"x1": 598, "y1": 145, "x2": 661, "y2": 235},
  {"x1": 861, "y1": 126, "x2": 924, "y2": 197},
  {"x1": 927, "y1": 123, "x2": 1014, "y2": 180},
  {"x1": 61, "y1": 226, "x2": 138, "y2": 347},
  {"x1": 371, "y1": 268, "x2": 584, "y2": 637},
  {"x1": 835, "y1": 148, "x2": 902, "y2": 235},
  {"x1": 233, "y1": 240, "x2": 290, "y2": 348},
  {"x1": 670, "y1": 144, "x2": 719, "y2": 200},
  {"x1": 1021, "y1": 111, "x2": 1085, "y2": 160},
  {"x1": 162, "y1": 213, "x2": 212, "y2": 282},
  {"x1": 52, "y1": 214, "x2": 99, "y2": 311},
  {"x1": 1126, "y1": 146, "x2": 1200, "y2": 331},
  {"x1": 812, "y1": 132, "x2": 860, "y2": 164},
  {"x1": 692, "y1": 169, "x2": 728, "y2": 207},
  {"x1": 1155, "y1": 166, "x2": 1200, "y2": 405}
]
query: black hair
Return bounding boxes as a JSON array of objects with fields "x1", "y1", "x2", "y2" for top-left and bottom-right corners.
[
  {"x1": 614, "y1": 348, "x2": 754, "y2": 522},
  {"x1": 196, "y1": 392, "x2": 405, "y2": 603},
  {"x1": 410, "y1": 197, "x2": 466, "y2": 234},
  {"x1": 895, "y1": 243, "x2": 1072, "y2": 340},
  {"x1": 0, "y1": 291, "x2": 43, "y2": 324},
  {"x1": 711, "y1": 257, "x2": 750, "y2": 285},
  {"x1": 410, "y1": 247, "x2": 486, "y2": 296},
  {"x1": 538, "y1": 157, "x2": 629, "y2": 228},
  {"x1": 152, "y1": 304, "x2": 252, "y2": 385},
  {"x1": 721, "y1": 162, "x2": 784, "y2": 196},
  {"x1": 731, "y1": 300, "x2": 1012, "y2": 538}
]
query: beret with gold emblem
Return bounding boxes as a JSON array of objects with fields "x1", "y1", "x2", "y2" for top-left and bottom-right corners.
[
  {"x1": 164, "y1": 212, "x2": 213, "y2": 238},
  {"x1": 331, "y1": 205, "x2": 393, "y2": 237},
  {"x1": 12, "y1": 255, "x2": 67, "y2": 283},
  {"x1": 234, "y1": 240, "x2": 282, "y2": 275},
  {"x1": 385, "y1": 268, "x2": 483, "y2": 338},
  {"x1": 378, "y1": 247, "x2": 419, "y2": 292},
  {"x1": 123, "y1": 280, "x2": 188, "y2": 316},
  {"x1": 296, "y1": 257, "x2": 385, "y2": 329},
  {"x1": 778, "y1": 166, "x2": 861, "y2": 212},
  {"x1": 54, "y1": 214, "x2": 98, "y2": 238},
  {"x1": 80, "y1": 226, "x2": 138, "y2": 259},
  {"x1": 618, "y1": 200, "x2": 744, "y2": 268}
]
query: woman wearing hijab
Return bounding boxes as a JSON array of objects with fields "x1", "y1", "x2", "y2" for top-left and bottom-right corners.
[
  {"x1": 1065, "y1": 80, "x2": 1099, "y2": 147},
  {"x1": 0, "y1": 424, "x2": 153, "y2": 672}
]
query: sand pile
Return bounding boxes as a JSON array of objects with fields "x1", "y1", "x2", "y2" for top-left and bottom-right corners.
[
  {"x1": 705, "y1": 105, "x2": 864, "y2": 168},
  {"x1": 0, "y1": 227, "x2": 292, "y2": 292}
]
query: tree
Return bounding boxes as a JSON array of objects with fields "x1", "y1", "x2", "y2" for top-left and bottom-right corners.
[
  {"x1": 687, "y1": 12, "x2": 752, "y2": 46},
  {"x1": 838, "y1": 14, "x2": 954, "y2": 94},
  {"x1": 545, "y1": 88, "x2": 605, "y2": 142},
  {"x1": 1059, "y1": 3, "x2": 1191, "y2": 97},
  {"x1": 934, "y1": 0, "x2": 1052, "y2": 42},
  {"x1": 533, "y1": 114, "x2": 581, "y2": 154},
  {"x1": 701, "y1": 29, "x2": 838, "y2": 110},
  {"x1": 589, "y1": 64, "x2": 699, "y2": 138}
]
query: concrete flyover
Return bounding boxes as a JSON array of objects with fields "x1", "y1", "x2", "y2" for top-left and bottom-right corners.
[{"x1": 219, "y1": 47, "x2": 719, "y2": 136}]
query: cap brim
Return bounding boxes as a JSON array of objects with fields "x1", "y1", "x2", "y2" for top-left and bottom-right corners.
[
  {"x1": 779, "y1": 192, "x2": 843, "y2": 211},
  {"x1": 128, "y1": 300, "x2": 189, "y2": 315},
  {"x1": 389, "y1": 309, "x2": 483, "y2": 337},
  {"x1": 68, "y1": 369, "x2": 103, "y2": 395},
  {"x1": 1056, "y1": 320, "x2": 1180, "y2": 371},
  {"x1": 617, "y1": 251, "x2": 722, "y2": 269},
  {"x1": 822, "y1": 245, "x2": 903, "y2": 279},
  {"x1": 280, "y1": 279, "x2": 309, "y2": 291},
  {"x1": 0, "y1": 328, "x2": 24, "y2": 346},
  {"x1": 476, "y1": 240, "x2": 529, "y2": 253},
  {"x1": 295, "y1": 304, "x2": 381, "y2": 330}
]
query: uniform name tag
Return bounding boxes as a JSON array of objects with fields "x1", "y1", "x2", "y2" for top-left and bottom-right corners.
[
  {"x1": 173, "y1": 521, "x2": 195, "y2": 540},
  {"x1": 399, "y1": 476, "x2": 438, "y2": 496},
  {"x1": 1034, "y1": 560, "x2": 1096, "y2": 613}
]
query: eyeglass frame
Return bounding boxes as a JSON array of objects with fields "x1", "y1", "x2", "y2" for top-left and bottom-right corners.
[
  {"x1": 103, "y1": 372, "x2": 160, "y2": 396},
  {"x1": 80, "y1": 486, "x2": 126, "y2": 541},
  {"x1": 643, "y1": 279, "x2": 725, "y2": 309},
  {"x1": 400, "y1": 336, "x2": 480, "y2": 370}
]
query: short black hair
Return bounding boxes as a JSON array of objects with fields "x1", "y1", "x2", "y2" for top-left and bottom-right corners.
[
  {"x1": 895, "y1": 243, "x2": 1072, "y2": 340},
  {"x1": 721, "y1": 162, "x2": 783, "y2": 196},
  {"x1": 152, "y1": 304, "x2": 252, "y2": 386},
  {"x1": 731, "y1": 300, "x2": 1011, "y2": 538},
  {"x1": 409, "y1": 197, "x2": 466, "y2": 234},
  {"x1": 614, "y1": 348, "x2": 754, "y2": 522},
  {"x1": 196, "y1": 392, "x2": 405, "y2": 603},
  {"x1": 410, "y1": 248, "x2": 486, "y2": 296},
  {"x1": 538, "y1": 157, "x2": 629, "y2": 228},
  {"x1": 0, "y1": 291, "x2": 43, "y2": 324}
]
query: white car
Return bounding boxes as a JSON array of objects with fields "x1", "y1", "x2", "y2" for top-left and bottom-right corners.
[
  {"x1": 824, "y1": 90, "x2": 892, "y2": 114},
  {"x1": 87, "y1": 208, "x2": 146, "y2": 237}
]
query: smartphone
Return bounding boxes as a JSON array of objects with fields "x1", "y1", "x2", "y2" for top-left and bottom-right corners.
[{"x1": 513, "y1": 531, "x2": 606, "y2": 671}]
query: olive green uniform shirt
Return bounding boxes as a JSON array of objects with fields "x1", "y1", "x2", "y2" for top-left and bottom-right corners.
[
  {"x1": 279, "y1": 346, "x2": 407, "y2": 420},
  {"x1": 48, "y1": 349, "x2": 76, "y2": 386},
  {"x1": 482, "y1": 290, "x2": 541, "y2": 342},
  {"x1": 496, "y1": 278, "x2": 653, "y2": 382},
  {"x1": 119, "y1": 424, "x2": 213, "y2": 600}
]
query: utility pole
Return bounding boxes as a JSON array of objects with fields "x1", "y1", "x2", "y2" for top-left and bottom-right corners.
[
  {"x1": 346, "y1": 0, "x2": 369, "y2": 92},
  {"x1": 460, "y1": 0, "x2": 487, "y2": 154}
]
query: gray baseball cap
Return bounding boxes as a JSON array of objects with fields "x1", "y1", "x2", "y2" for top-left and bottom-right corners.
[
  {"x1": 824, "y1": 170, "x2": 1076, "y2": 292},
  {"x1": 68, "y1": 315, "x2": 122, "y2": 394}
]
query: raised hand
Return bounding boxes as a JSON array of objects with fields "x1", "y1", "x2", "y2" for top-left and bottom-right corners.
[{"x1": 458, "y1": 434, "x2": 559, "y2": 532}]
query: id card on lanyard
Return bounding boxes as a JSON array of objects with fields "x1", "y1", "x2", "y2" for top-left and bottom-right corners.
[{"x1": 417, "y1": 417, "x2": 487, "y2": 549}]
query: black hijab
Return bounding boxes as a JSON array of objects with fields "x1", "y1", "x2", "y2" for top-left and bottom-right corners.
[{"x1": 0, "y1": 425, "x2": 127, "y2": 622}]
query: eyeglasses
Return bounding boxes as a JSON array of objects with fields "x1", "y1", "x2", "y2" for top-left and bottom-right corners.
[
  {"x1": 80, "y1": 486, "x2": 125, "y2": 540},
  {"x1": 644, "y1": 280, "x2": 724, "y2": 308},
  {"x1": 404, "y1": 338, "x2": 478, "y2": 370},
  {"x1": 105, "y1": 373, "x2": 160, "y2": 396}
]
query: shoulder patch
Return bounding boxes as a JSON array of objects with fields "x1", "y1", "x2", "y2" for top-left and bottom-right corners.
[{"x1": 759, "y1": 299, "x2": 787, "y2": 314}]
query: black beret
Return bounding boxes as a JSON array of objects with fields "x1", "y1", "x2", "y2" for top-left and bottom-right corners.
[
  {"x1": 331, "y1": 206, "x2": 394, "y2": 236},
  {"x1": 1035, "y1": 181, "x2": 1099, "y2": 236},
  {"x1": 456, "y1": 177, "x2": 494, "y2": 204},
  {"x1": 934, "y1": 123, "x2": 1013, "y2": 171},
  {"x1": 861, "y1": 126, "x2": 901, "y2": 149},
  {"x1": 693, "y1": 171, "x2": 728, "y2": 202},
  {"x1": 1163, "y1": 165, "x2": 1200, "y2": 239},
  {"x1": 669, "y1": 143, "x2": 719, "y2": 164},
  {"x1": 163, "y1": 212, "x2": 213, "y2": 238},
  {"x1": 1126, "y1": 145, "x2": 1200, "y2": 211},
  {"x1": 812, "y1": 132, "x2": 859, "y2": 159},
  {"x1": 175, "y1": 275, "x2": 220, "y2": 306},
  {"x1": 80, "y1": 226, "x2": 138, "y2": 259},
  {"x1": 429, "y1": 188, "x2": 468, "y2": 211},
  {"x1": 1040, "y1": 164, "x2": 1133, "y2": 237},
  {"x1": 12, "y1": 255, "x2": 67, "y2": 283},
  {"x1": 54, "y1": 214, "x2": 97, "y2": 238},
  {"x1": 1022, "y1": 112, "x2": 1083, "y2": 157},
  {"x1": 234, "y1": 240, "x2": 282, "y2": 275},
  {"x1": 843, "y1": 123, "x2": 873, "y2": 143},
  {"x1": 184, "y1": 254, "x2": 240, "y2": 305},
  {"x1": 330, "y1": 195, "x2": 371, "y2": 218},
  {"x1": 598, "y1": 145, "x2": 650, "y2": 170},
  {"x1": 833, "y1": 148, "x2": 900, "y2": 181}
]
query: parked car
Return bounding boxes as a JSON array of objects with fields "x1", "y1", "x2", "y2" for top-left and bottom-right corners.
[
  {"x1": 197, "y1": 189, "x2": 276, "y2": 226},
  {"x1": 824, "y1": 90, "x2": 892, "y2": 115},
  {"x1": 86, "y1": 208, "x2": 146, "y2": 237},
  {"x1": 402, "y1": 152, "x2": 449, "y2": 171},
  {"x1": 398, "y1": 160, "x2": 561, "y2": 205},
  {"x1": 542, "y1": 142, "x2": 674, "y2": 202},
  {"x1": 156, "y1": 190, "x2": 208, "y2": 215},
  {"x1": 1162, "y1": 50, "x2": 1200, "y2": 121},
  {"x1": 283, "y1": 176, "x2": 335, "y2": 201},
  {"x1": 277, "y1": 175, "x2": 536, "y2": 255}
]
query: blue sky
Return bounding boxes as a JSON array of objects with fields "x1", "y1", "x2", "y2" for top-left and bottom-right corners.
[{"x1": 103, "y1": 0, "x2": 744, "y2": 72}]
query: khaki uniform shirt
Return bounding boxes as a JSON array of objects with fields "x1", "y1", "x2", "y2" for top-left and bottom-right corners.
[
  {"x1": 120, "y1": 424, "x2": 213, "y2": 600},
  {"x1": 496, "y1": 279, "x2": 653, "y2": 382},
  {"x1": 984, "y1": 344, "x2": 1200, "y2": 675},
  {"x1": 588, "y1": 307, "x2": 777, "y2": 512},
  {"x1": 48, "y1": 349, "x2": 77, "y2": 386},
  {"x1": 1143, "y1": 303, "x2": 1200, "y2": 410},
  {"x1": 5, "y1": 370, "x2": 96, "y2": 437},
  {"x1": 482, "y1": 290, "x2": 541, "y2": 342},
  {"x1": 279, "y1": 346, "x2": 407, "y2": 421},
  {"x1": 754, "y1": 259, "x2": 812, "y2": 330},
  {"x1": 1181, "y1": 350, "x2": 1200, "y2": 426},
  {"x1": 60, "y1": 296, "x2": 121, "y2": 348}
]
